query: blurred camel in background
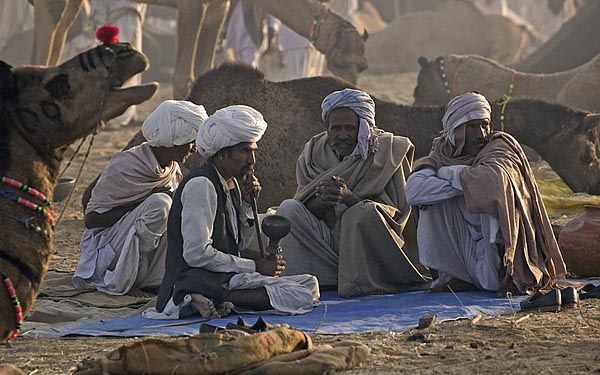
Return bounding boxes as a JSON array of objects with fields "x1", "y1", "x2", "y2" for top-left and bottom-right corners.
[{"x1": 32, "y1": 0, "x2": 368, "y2": 98}]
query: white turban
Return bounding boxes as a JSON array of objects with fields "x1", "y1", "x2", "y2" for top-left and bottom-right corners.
[
  {"x1": 196, "y1": 105, "x2": 267, "y2": 157},
  {"x1": 142, "y1": 100, "x2": 208, "y2": 147},
  {"x1": 441, "y1": 92, "x2": 491, "y2": 146}
]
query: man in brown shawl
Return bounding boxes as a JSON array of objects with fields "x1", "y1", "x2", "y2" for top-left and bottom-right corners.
[
  {"x1": 277, "y1": 89, "x2": 428, "y2": 297},
  {"x1": 406, "y1": 92, "x2": 566, "y2": 295}
]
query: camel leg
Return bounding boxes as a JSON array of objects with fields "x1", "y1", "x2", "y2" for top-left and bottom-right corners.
[
  {"x1": 173, "y1": 0, "x2": 209, "y2": 99},
  {"x1": 193, "y1": 0, "x2": 230, "y2": 78},
  {"x1": 32, "y1": 0, "x2": 66, "y2": 65},
  {"x1": 47, "y1": 0, "x2": 84, "y2": 66}
]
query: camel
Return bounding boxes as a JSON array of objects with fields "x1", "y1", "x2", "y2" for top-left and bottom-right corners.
[
  {"x1": 364, "y1": 0, "x2": 529, "y2": 74},
  {"x1": 32, "y1": 0, "x2": 368, "y2": 98},
  {"x1": 0, "y1": 43, "x2": 157, "y2": 341},
  {"x1": 121, "y1": 64, "x2": 600, "y2": 210},
  {"x1": 412, "y1": 53, "x2": 600, "y2": 113},
  {"x1": 514, "y1": 0, "x2": 600, "y2": 73}
]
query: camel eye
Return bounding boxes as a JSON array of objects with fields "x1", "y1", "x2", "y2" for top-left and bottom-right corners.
[{"x1": 44, "y1": 74, "x2": 70, "y2": 99}]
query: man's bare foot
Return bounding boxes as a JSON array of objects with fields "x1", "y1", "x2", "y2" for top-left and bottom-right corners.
[
  {"x1": 191, "y1": 294, "x2": 221, "y2": 319},
  {"x1": 216, "y1": 301, "x2": 234, "y2": 317},
  {"x1": 428, "y1": 278, "x2": 479, "y2": 293},
  {"x1": 126, "y1": 288, "x2": 155, "y2": 298}
]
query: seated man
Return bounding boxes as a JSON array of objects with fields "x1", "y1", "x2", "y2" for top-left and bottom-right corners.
[
  {"x1": 405, "y1": 92, "x2": 566, "y2": 294},
  {"x1": 154, "y1": 105, "x2": 319, "y2": 319},
  {"x1": 277, "y1": 89, "x2": 428, "y2": 297},
  {"x1": 73, "y1": 100, "x2": 207, "y2": 295}
]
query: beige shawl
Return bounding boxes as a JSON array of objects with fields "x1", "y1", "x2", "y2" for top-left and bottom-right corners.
[
  {"x1": 86, "y1": 143, "x2": 182, "y2": 215},
  {"x1": 459, "y1": 132, "x2": 566, "y2": 291},
  {"x1": 295, "y1": 132, "x2": 414, "y2": 208}
]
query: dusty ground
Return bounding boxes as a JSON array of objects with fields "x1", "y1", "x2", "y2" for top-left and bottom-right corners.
[{"x1": 1, "y1": 75, "x2": 599, "y2": 374}]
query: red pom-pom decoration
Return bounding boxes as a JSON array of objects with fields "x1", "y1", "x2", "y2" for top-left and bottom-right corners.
[{"x1": 96, "y1": 24, "x2": 120, "y2": 45}]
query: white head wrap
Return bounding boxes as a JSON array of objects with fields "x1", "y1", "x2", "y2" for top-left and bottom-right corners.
[
  {"x1": 441, "y1": 92, "x2": 491, "y2": 146},
  {"x1": 321, "y1": 88, "x2": 382, "y2": 159},
  {"x1": 142, "y1": 100, "x2": 208, "y2": 147},
  {"x1": 195, "y1": 105, "x2": 267, "y2": 157}
]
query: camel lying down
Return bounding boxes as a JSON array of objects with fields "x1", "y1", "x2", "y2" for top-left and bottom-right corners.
[
  {"x1": 0, "y1": 43, "x2": 157, "y2": 341},
  {"x1": 124, "y1": 64, "x2": 600, "y2": 210}
]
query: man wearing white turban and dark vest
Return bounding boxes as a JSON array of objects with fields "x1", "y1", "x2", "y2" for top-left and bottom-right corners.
[
  {"x1": 406, "y1": 92, "x2": 566, "y2": 295},
  {"x1": 277, "y1": 89, "x2": 429, "y2": 297},
  {"x1": 153, "y1": 105, "x2": 319, "y2": 319},
  {"x1": 73, "y1": 100, "x2": 206, "y2": 296}
]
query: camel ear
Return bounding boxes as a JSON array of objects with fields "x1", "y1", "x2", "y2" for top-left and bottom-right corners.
[
  {"x1": 418, "y1": 56, "x2": 429, "y2": 67},
  {"x1": 0, "y1": 60, "x2": 17, "y2": 101},
  {"x1": 362, "y1": 29, "x2": 368, "y2": 42},
  {"x1": 583, "y1": 113, "x2": 600, "y2": 132}
]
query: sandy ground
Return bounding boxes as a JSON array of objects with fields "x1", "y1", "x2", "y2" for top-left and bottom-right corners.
[{"x1": 2, "y1": 74, "x2": 600, "y2": 374}]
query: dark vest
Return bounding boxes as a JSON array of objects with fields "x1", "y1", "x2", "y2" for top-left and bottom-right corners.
[{"x1": 157, "y1": 161, "x2": 243, "y2": 311}]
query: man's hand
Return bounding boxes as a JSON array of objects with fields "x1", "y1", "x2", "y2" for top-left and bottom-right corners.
[
  {"x1": 316, "y1": 176, "x2": 360, "y2": 207},
  {"x1": 255, "y1": 255, "x2": 286, "y2": 277},
  {"x1": 241, "y1": 172, "x2": 262, "y2": 203}
]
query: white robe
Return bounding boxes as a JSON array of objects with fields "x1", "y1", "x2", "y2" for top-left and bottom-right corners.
[{"x1": 406, "y1": 166, "x2": 502, "y2": 291}]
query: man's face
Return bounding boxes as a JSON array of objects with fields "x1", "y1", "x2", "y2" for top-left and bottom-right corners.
[
  {"x1": 327, "y1": 108, "x2": 359, "y2": 158},
  {"x1": 462, "y1": 118, "x2": 492, "y2": 156},
  {"x1": 222, "y1": 142, "x2": 258, "y2": 180},
  {"x1": 166, "y1": 142, "x2": 196, "y2": 164}
]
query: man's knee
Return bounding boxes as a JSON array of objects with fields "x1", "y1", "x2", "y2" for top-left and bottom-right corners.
[
  {"x1": 143, "y1": 193, "x2": 172, "y2": 221},
  {"x1": 276, "y1": 199, "x2": 306, "y2": 219}
]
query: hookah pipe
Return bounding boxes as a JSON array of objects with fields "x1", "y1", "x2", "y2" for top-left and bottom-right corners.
[{"x1": 246, "y1": 171, "x2": 291, "y2": 261}]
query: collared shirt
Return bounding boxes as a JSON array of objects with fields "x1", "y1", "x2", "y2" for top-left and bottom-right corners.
[{"x1": 180, "y1": 170, "x2": 255, "y2": 273}]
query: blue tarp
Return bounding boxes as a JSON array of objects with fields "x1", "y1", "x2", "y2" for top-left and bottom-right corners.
[{"x1": 35, "y1": 291, "x2": 525, "y2": 337}]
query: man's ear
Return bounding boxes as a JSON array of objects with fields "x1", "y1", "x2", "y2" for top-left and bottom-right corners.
[{"x1": 0, "y1": 60, "x2": 17, "y2": 101}]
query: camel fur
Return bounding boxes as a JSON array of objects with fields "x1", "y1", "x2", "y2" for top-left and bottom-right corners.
[
  {"x1": 413, "y1": 53, "x2": 600, "y2": 113},
  {"x1": 0, "y1": 43, "x2": 157, "y2": 341},
  {"x1": 121, "y1": 63, "x2": 600, "y2": 210},
  {"x1": 364, "y1": 0, "x2": 529, "y2": 74},
  {"x1": 32, "y1": 0, "x2": 368, "y2": 98},
  {"x1": 514, "y1": 0, "x2": 600, "y2": 73}
]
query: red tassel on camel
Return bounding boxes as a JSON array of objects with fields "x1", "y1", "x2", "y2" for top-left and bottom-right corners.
[{"x1": 96, "y1": 24, "x2": 120, "y2": 45}]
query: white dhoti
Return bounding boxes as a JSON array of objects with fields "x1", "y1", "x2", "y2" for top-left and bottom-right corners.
[
  {"x1": 281, "y1": 47, "x2": 325, "y2": 81},
  {"x1": 73, "y1": 193, "x2": 171, "y2": 295},
  {"x1": 144, "y1": 273, "x2": 319, "y2": 319},
  {"x1": 407, "y1": 167, "x2": 502, "y2": 291}
]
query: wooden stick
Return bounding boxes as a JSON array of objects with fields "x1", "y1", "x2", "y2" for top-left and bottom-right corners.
[{"x1": 250, "y1": 192, "x2": 266, "y2": 259}]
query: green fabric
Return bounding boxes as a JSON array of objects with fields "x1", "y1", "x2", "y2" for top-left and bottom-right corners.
[{"x1": 538, "y1": 178, "x2": 600, "y2": 217}]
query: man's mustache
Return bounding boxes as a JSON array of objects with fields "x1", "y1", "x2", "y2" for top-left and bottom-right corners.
[{"x1": 330, "y1": 140, "x2": 355, "y2": 148}]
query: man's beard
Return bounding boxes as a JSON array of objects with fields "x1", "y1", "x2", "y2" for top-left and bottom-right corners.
[{"x1": 330, "y1": 139, "x2": 356, "y2": 155}]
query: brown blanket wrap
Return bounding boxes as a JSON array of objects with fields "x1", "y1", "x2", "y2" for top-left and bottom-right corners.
[{"x1": 459, "y1": 132, "x2": 566, "y2": 291}]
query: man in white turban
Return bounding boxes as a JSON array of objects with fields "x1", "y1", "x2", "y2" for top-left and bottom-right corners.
[
  {"x1": 152, "y1": 105, "x2": 319, "y2": 320},
  {"x1": 73, "y1": 100, "x2": 207, "y2": 296},
  {"x1": 276, "y1": 89, "x2": 429, "y2": 298},
  {"x1": 406, "y1": 92, "x2": 566, "y2": 297}
]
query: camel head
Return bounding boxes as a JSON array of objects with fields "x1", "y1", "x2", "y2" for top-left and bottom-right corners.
[
  {"x1": 326, "y1": 24, "x2": 368, "y2": 84},
  {"x1": 555, "y1": 113, "x2": 600, "y2": 194},
  {"x1": 413, "y1": 56, "x2": 450, "y2": 106},
  {"x1": 0, "y1": 43, "x2": 158, "y2": 154},
  {"x1": 0, "y1": 43, "x2": 157, "y2": 343}
]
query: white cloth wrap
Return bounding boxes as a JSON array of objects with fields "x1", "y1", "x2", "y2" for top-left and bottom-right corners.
[
  {"x1": 440, "y1": 92, "x2": 491, "y2": 146},
  {"x1": 195, "y1": 105, "x2": 267, "y2": 157},
  {"x1": 142, "y1": 100, "x2": 208, "y2": 147}
]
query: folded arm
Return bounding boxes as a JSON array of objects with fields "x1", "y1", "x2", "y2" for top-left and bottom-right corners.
[{"x1": 406, "y1": 166, "x2": 465, "y2": 206}]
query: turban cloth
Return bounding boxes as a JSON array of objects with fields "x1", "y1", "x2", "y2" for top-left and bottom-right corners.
[
  {"x1": 196, "y1": 105, "x2": 267, "y2": 157},
  {"x1": 142, "y1": 100, "x2": 208, "y2": 147},
  {"x1": 321, "y1": 88, "x2": 382, "y2": 159},
  {"x1": 441, "y1": 92, "x2": 491, "y2": 146}
]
